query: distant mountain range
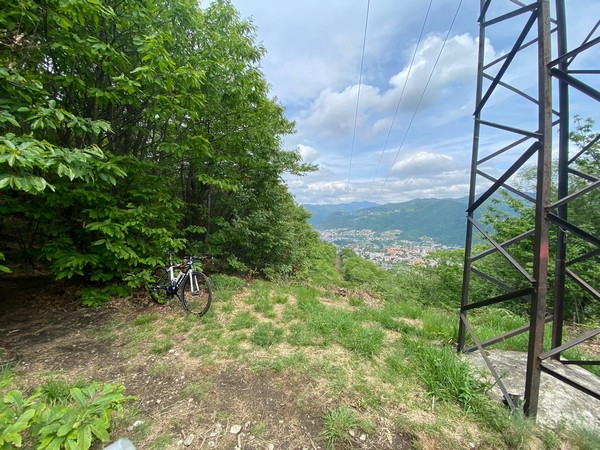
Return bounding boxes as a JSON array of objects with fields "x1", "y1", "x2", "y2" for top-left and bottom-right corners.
[
  {"x1": 304, "y1": 195, "x2": 516, "y2": 247},
  {"x1": 302, "y1": 201, "x2": 379, "y2": 225}
]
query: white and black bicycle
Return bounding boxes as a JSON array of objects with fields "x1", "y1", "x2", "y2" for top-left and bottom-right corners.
[{"x1": 147, "y1": 253, "x2": 212, "y2": 316}]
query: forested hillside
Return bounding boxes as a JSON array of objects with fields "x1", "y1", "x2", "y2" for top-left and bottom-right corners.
[
  {"x1": 310, "y1": 198, "x2": 468, "y2": 246},
  {"x1": 0, "y1": 0, "x2": 319, "y2": 285}
]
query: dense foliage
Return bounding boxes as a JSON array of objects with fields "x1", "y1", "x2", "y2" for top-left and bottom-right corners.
[
  {"x1": 0, "y1": 0, "x2": 317, "y2": 283},
  {"x1": 0, "y1": 373, "x2": 133, "y2": 449}
]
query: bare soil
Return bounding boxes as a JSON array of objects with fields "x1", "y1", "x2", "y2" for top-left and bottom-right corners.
[{"x1": 0, "y1": 275, "x2": 414, "y2": 450}]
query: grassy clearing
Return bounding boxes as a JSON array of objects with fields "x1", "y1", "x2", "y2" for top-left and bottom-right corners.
[
  {"x1": 4, "y1": 247, "x2": 599, "y2": 450},
  {"x1": 163, "y1": 257, "x2": 593, "y2": 449},
  {"x1": 79, "y1": 266, "x2": 600, "y2": 450}
]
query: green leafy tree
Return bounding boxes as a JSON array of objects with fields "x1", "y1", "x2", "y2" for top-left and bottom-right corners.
[{"x1": 1, "y1": 0, "x2": 318, "y2": 287}]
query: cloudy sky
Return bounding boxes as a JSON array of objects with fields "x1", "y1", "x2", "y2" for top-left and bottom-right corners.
[{"x1": 228, "y1": 0, "x2": 599, "y2": 205}]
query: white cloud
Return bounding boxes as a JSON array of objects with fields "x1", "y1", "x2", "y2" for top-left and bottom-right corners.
[
  {"x1": 299, "y1": 84, "x2": 386, "y2": 138},
  {"x1": 388, "y1": 33, "x2": 478, "y2": 109},
  {"x1": 297, "y1": 144, "x2": 319, "y2": 163},
  {"x1": 229, "y1": 0, "x2": 573, "y2": 205},
  {"x1": 391, "y1": 151, "x2": 457, "y2": 175},
  {"x1": 296, "y1": 33, "x2": 491, "y2": 140}
]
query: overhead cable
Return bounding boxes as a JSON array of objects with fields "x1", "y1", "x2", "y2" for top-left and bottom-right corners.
[
  {"x1": 375, "y1": 0, "x2": 464, "y2": 203},
  {"x1": 369, "y1": 0, "x2": 433, "y2": 195},
  {"x1": 344, "y1": 0, "x2": 371, "y2": 206}
]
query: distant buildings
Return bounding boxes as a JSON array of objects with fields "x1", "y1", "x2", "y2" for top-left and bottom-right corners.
[{"x1": 319, "y1": 228, "x2": 457, "y2": 268}]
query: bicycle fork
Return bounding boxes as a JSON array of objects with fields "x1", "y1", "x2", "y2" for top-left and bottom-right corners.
[{"x1": 189, "y1": 271, "x2": 201, "y2": 295}]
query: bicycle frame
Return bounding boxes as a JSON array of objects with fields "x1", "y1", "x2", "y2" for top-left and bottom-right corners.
[
  {"x1": 148, "y1": 253, "x2": 212, "y2": 316},
  {"x1": 164, "y1": 254, "x2": 201, "y2": 298}
]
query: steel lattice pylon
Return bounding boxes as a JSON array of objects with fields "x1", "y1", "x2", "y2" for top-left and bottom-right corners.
[{"x1": 458, "y1": 0, "x2": 599, "y2": 419}]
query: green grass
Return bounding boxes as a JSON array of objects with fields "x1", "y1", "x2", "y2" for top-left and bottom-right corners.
[
  {"x1": 566, "y1": 426, "x2": 600, "y2": 450},
  {"x1": 321, "y1": 405, "x2": 374, "y2": 449},
  {"x1": 151, "y1": 339, "x2": 173, "y2": 354},
  {"x1": 149, "y1": 434, "x2": 174, "y2": 450},
  {"x1": 412, "y1": 345, "x2": 488, "y2": 409},
  {"x1": 229, "y1": 311, "x2": 258, "y2": 330},
  {"x1": 7, "y1": 248, "x2": 595, "y2": 450},
  {"x1": 252, "y1": 351, "x2": 309, "y2": 372},
  {"x1": 133, "y1": 313, "x2": 160, "y2": 326},
  {"x1": 250, "y1": 421, "x2": 268, "y2": 437},
  {"x1": 0, "y1": 363, "x2": 13, "y2": 386},
  {"x1": 39, "y1": 376, "x2": 87, "y2": 405},
  {"x1": 148, "y1": 363, "x2": 171, "y2": 377},
  {"x1": 186, "y1": 342, "x2": 214, "y2": 358},
  {"x1": 251, "y1": 323, "x2": 284, "y2": 348},
  {"x1": 180, "y1": 380, "x2": 213, "y2": 401}
]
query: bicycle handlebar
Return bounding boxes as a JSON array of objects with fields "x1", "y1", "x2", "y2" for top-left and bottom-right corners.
[{"x1": 167, "y1": 254, "x2": 209, "y2": 267}]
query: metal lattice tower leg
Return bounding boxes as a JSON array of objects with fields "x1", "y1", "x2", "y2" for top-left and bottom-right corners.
[{"x1": 458, "y1": 0, "x2": 599, "y2": 420}]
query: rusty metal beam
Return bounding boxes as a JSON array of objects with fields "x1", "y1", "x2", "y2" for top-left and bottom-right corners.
[
  {"x1": 463, "y1": 315, "x2": 553, "y2": 353},
  {"x1": 461, "y1": 287, "x2": 533, "y2": 311},
  {"x1": 523, "y1": 0, "x2": 552, "y2": 419},
  {"x1": 468, "y1": 142, "x2": 540, "y2": 213},
  {"x1": 476, "y1": 170, "x2": 537, "y2": 203},
  {"x1": 460, "y1": 0, "x2": 599, "y2": 423},
  {"x1": 547, "y1": 213, "x2": 600, "y2": 247},
  {"x1": 475, "y1": 11, "x2": 538, "y2": 115},
  {"x1": 469, "y1": 217, "x2": 535, "y2": 282},
  {"x1": 540, "y1": 365, "x2": 600, "y2": 401},
  {"x1": 461, "y1": 313, "x2": 517, "y2": 411},
  {"x1": 541, "y1": 328, "x2": 600, "y2": 360},
  {"x1": 550, "y1": 68, "x2": 600, "y2": 102},
  {"x1": 471, "y1": 229, "x2": 535, "y2": 262}
]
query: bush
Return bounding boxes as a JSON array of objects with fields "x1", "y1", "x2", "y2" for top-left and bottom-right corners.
[{"x1": 0, "y1": 378, "x2": 134, "y2": 449}]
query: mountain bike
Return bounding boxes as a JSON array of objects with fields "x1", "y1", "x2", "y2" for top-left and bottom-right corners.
[{"x1": 147, "y1": 253, "x2": 212, "y2": 316}]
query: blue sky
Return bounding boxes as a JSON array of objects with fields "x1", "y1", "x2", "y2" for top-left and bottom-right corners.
[{"x1": 229, "y1": 0, "x2": 599, "y2": 205}]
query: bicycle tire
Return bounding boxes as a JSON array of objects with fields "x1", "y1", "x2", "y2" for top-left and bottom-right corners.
[
  {"x1": 180, "y1": 271, "x2": 212, "y2": 316},
  {"x1": 148, "y1": 266, "x2": 170, "y2": 305}
]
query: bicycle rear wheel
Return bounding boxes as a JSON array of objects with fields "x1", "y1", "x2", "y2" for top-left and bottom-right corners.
[
  {"x1": 148, "y1": 266, "x2": 170, "y2": 305},
  {"x1": 180, "y1": 271, "x2": 212, "y2": 316}
]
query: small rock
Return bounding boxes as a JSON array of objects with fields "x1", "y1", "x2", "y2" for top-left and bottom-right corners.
[
  {"x1": 230, "y1": 424, "x2": 242, "y2": 434},
  {"x1": 268, "y1": 445, "x2": 275, "y2": 450},
  {"x1": 469, "y1": 443, "x2": 475, "y2": 449},
  {"x1": 168, "y1": 349, "x2": 175, "y2": 353},
  {"x1": 156, "y1": 399, "x2": 161, "y2": 404},
  {"x1": 132, "y1": 420, "x2": 144, "y2": 429},
  {"x1": 183, "y1": 434, "x2": 195, "y2": 446},
  {"x1": 359, "y1": 434, "x2": 367, "y2": 441},
  {"x1": 349, "y1": 430, "x2": 355, "y2": 437},
  {"x1": 208, "y1": 441, "x2": 216, "y2": 448}
]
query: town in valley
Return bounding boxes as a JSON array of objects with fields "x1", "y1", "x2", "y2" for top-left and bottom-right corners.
[{"x1": 319, "y1": 228, "x2": 460, "y2": 268}]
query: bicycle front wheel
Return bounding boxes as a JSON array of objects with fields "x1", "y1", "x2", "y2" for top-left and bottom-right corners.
[
  {"x1": 148, "y1": 266, "x2": 170, "y2": 305},
  {"x1": 180, "y1": 271, "x2": 212, "y2": 316}
]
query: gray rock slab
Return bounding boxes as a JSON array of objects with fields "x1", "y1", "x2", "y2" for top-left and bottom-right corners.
[{"x1": 464, "y1": 350, "x2": 600, "y2": 431}]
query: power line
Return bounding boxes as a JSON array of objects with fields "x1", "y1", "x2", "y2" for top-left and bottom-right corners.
[
  {"x1": 375, "y1": 0, "x2": 464, "y2": 203},
  {"x1": 369, "y1": 0, "x2": 433, "y2": 196},
  {"x1": 344, "y1": 0, "x2": 371, "y2": 206}
]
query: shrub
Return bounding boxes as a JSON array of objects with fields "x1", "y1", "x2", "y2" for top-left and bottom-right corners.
[{"x1": 0, "y1": 379, "x2": 134, "y2": 449}]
